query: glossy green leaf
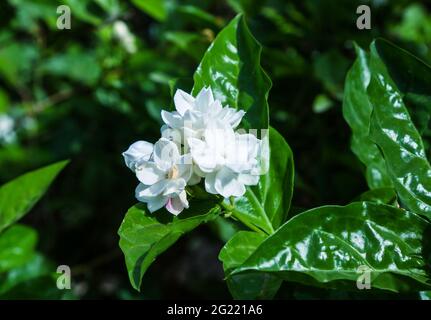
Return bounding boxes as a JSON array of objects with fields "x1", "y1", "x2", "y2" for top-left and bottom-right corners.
[
  {"x1": 0, "y1": 160, "x2": 69, "y2": 233},
  {"x1": 118, "y1": 201, "x2": 221, "y2": 291},
  {"x1": 356, "y1": 187, "x2": 397, "y2": 205},
  {"x1": 231, "y1": 202, "x2": 431, "y2": 293},
  {"x1": 342, "y1": 44, "x2": 392, "y2": 189},
  {"x1": 0, "y1": 224, "x2": 37, "y2": 272},
  {"x1": 219, "y1": 231, "x2": 282, "y2": 299},
  {"x1": 232, "y1": 127, "x2": 294, "y2": 234},
  {"x1": 368, "y1": 39, "x2": 431, "y2": 219},
  {"x1": 193, "y1": 14, "x2": 271, "y2": 130}
]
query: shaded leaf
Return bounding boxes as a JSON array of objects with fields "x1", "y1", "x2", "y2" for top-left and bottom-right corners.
[
  {"x1": 118, "y1": 200, "x2": 221, "y2": 291},
  {"x1": 219, "y1": 231, "x2": 281, "y2": 299},
  {"x1": 0, "y1": 224, "x2": 37, "y2": 272},
  {"x1": 232, "y1": 127, "x2": 294, "y2": 234},
  {"x1": 342, "y1": 44, "x2": 392, "y2": 189},
  {"x1": 193, "y1": 14, "x2": 271, "y2": 130},
  {"x1": 0, "y1": 160, "x2": 69, "y2": 233}
]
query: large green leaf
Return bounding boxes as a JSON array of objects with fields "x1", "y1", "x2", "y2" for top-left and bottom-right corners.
[
  {"x1": 0, "y1": 224, "x2": 37, "y2": 273},
  {"x1": 231, "y1": 202, "x2": 431, "y2": 293},
  {"x1": 0, "y1": 160, "x2": 69, "y2": 233},
  {"x1": 342, "y1": 44, "x2": 393, "y2": 189},
  {"x1": 118, "y1": 200, "x2": 221, "y2": 291},
  {"x1": 219, "y1": 231, "x2": 282, "y2": 299},
  {"x1": 356, "y1": 187, "x2": 397, "y2": 205},
  {"x1": 192, "y1": 14, "x2": 271, "y2": 130},
  {"x1": 368, "y1": 39, "x2": 431, "y2": 219},
  {"x1": 232, "y1": 127, "x2": 294, "y2": 234}
]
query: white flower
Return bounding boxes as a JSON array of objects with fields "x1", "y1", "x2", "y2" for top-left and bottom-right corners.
[
  {"x1": 123, "y1": 138, "x2": 193, "y2": 215},
  {"x1": 122, "y1": 140, "x2": 154, "y2": 171},
  {"x1": 161, "y1": 87, "x2": 245, "y2": 144},
  {"x1": 124, "y1": 86, "x2": 266, "y2": 214},
  {"x1": 188, "y1": 124, "x2": 262, "y2": 198},
  {"x1": 0, "y1": 114, "x2": 16, "y2": 144},
  {"x1": 113, "y1": 21, "x2": 137, "y2": 54}
]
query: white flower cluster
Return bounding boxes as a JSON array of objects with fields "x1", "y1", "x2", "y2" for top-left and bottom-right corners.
[{"x1": 123, "y1": 87, "x2": 265, "y2": 215}]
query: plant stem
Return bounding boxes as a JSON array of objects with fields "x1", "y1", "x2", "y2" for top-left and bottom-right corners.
[{"x1": 219, "y1": 201, "x2": 265, "y2": 234}]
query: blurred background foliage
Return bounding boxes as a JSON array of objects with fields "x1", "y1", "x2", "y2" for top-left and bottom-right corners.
[{"x1": 0, "y1": 0, "x2": 430, "y2": 299}]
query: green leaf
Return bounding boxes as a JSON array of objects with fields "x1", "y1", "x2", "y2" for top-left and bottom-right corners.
[
  {"x1": 368, "y1": 39, "x2": 431, "y2": 219},
  {"x1": 118, "y1": 200, "x2": 221, "y2": 291},
  {"x1": 0, "y1": 224, "x2": 37, "y2": 272},
  {"x1": 0, "y1": 253, "x2": 51, "y2": 295},
  {"x1": 193, "y1": 14, "x2": 271, "y2": 130},
  {"x1": 219, "y1": 231, "x2": 282, "y2": 299},
  {"x1": 38, "y1": 48, "x2": 101, "y2": 86},
  {"x1": 342, "y1": 44, "x2": 392, "y2": 189},
  {"x1": 0, "y1": 160, "x2": 69, "y2": 233},
  {"x1": 231, "y1": 202, "x2": 431, "y2": 293},
  {"x1": 356, "y1": 187, "x2": 397, "y2": 205},
  {"x1": 131, "y1": 0, "x2": 169, "y2": 22},
  {"x1": 232, "y1": 127, "x2": 294, "y2": 234}
]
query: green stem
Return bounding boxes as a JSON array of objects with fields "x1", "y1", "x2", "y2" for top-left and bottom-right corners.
[{"x1": 220, "y1": 201, "x2": 265, "y2": 234}]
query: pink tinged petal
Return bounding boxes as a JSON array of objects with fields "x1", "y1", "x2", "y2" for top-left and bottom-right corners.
[
  {"x1": 195, "y1": 87, "x2": 214, "y2": 112},
  {"x1": 214, "y1": 167, "x2": 246, "y2": 198},
  {"x1": 153, "y1": 138, "x2": 180, "y2": 171},
  {"x1": 122, "y1": 141, "x2": 154, "y2": 171},
  {"x1": 161, "y1": 110, "x2": 183, "y2": 129},
  {"x1": 135, "y1": 180, "x2": 169, "y2": 201},
  {"x1": 165, "y1": 192, "x2": 188, "y2": 215},
  {"x1": 136, "y1": 162, "x2": 165, "y2": 185},
  {"x1": 204, "y1": 172, "x2": 218, "y2": 195},
  {"x1": 174, "y1": 89, "x2": 195, "y2": 116}
]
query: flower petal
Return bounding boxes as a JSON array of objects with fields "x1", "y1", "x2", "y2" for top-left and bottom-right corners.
[
  {"x1": 204, "y1": 172, "x2": 218, "y2": 195},
  {"x1": 147, "y1": 195, "x2": 169, "y2": 213},
  {"x1": 161, "y1": 125, "x2": 182, "y2": 148},
  {"x1": 174, "y1": 89, "x2": 195, "y2": 116},
  {"x1": 161, "y1": 110, "x2": 183, "y2": 129},
  {"x1": 154, "y1": 138, "x2": 180, "y2": 171},
  {"x1": 165, "y1": 191, "x2": 188, "y2": 215},
  {"x1": 122, "y1": 141, "x2": 153, "y2": 171},
  {"x1": 188, "y1": 137, "x2": 218, "y2": 173},
  {"x1": 136, "y1": 162, "x2": 165, "y2": 185},
  {"x1": 162, "y1": 179, "x2": 186, "y2": 196},
  {"x1": 135, "y1": 180, "x2": 169, "y2": 200},
  {"x1": 177, "y1": 154, "x2": 193, "y2": 181},
  {"x1": 214, "y1": 167, "x2": 246, "y2": 198},
  {"x1": 238, "y1": 173, "x2": 260, "y2": 186},
  {"x1": 188, "y1": 173, "x2": 201, "y2": 185},
  {"x1": 195, "y1": 87, "x2": 214, "y2": 113}
]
